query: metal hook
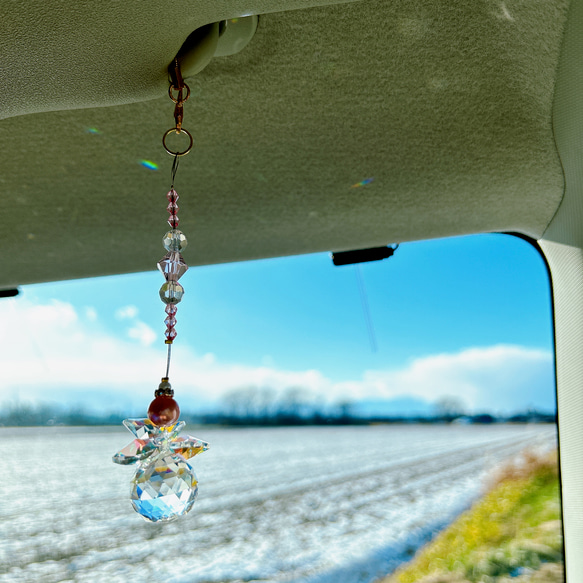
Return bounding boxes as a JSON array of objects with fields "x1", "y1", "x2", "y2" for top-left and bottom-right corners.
[{"x1": 164, "y1": 58, "x2": 193, "y2": 156}]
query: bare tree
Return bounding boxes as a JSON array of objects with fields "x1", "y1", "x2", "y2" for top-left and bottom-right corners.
[
  {"x1": 433, "y1": 395, "x2": 467, "y2": 420},
  {"x1": 222, "y1": 387, "x2": 261, "y2": 420}
]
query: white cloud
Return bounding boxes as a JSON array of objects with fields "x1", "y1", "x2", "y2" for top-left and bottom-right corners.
[
  {"x1": 127, "y1": 321, "x2": 157, "y2": 347},
  {"x1": 0, "y1": 299, "x2": 555, "y2": 415},
  {"x1": 85, "y1": 307, "x2": 98, "y2": 322},
  {"x1": 115, "y1": 305, "x2": 138, "y2": 320},
  {"x1": 19, "y1": 299, "x2": 78, "y2": 327},
  {"x1": 340, "y1": 346, "x2": 555, "y2": 413},
  {"x1": 113, "y1": 304, "x2": 158, "y2": 346}
]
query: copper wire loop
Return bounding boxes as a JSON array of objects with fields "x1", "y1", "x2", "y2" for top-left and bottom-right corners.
[
  {"x1": 163, "y1": 127, "x2": 194, "y2": 156},
  {"x1": 174, "y1": 102, "x2": 184, "y2": 131},
  {"x1": 168, "y1": 83, "x2": 191, "y2": 104}
]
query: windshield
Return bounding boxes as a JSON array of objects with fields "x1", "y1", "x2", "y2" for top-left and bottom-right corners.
[{"x1": 0, "y1": 233, "x2": 561, "y2": 583}]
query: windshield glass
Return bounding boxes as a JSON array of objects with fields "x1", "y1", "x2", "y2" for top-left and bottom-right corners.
[{"x1": 0, "y1": 233, "x2": 561, "y2": 583}]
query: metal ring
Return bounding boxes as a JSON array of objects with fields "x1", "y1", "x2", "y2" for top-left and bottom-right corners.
[
  {"x1": 168, "y1": 83, "x2": 191, "y2": 103},
  {"x1": 163, "y1": 128, "x2": 194, "y2": 156}
]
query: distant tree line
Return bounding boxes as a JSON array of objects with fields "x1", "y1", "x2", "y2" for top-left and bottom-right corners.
[
  {"x1": 0, "y1": 401, "x2": 127, "y2": 427},
  {"x1": 0, "y1": 389, "x2": 556, "y2": 427},
  {"x1": 202, "y1": 386, "x2": 359, "y2": 426}
]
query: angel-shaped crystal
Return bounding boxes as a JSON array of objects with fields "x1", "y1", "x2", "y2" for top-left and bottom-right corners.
[{"x1": 113, "y1": 418, "x2": 209, "y2": 522}]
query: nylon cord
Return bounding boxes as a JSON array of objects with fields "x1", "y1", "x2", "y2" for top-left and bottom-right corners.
[
  {"x1": 355, "y1": 265, "x2": 377, "y2": 353},
  {"x1": 170, "y1": 154, "x2": 180, "y2": 189}
]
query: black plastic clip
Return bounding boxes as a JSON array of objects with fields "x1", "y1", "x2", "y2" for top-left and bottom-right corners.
[{"x1": 331, "y1": 245, "x2": 399, "y2": 266}]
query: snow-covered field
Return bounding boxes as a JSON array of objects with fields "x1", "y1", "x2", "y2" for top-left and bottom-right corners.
[{"x1": 0, "y1": 424, "x2": 557, "y2": 583}]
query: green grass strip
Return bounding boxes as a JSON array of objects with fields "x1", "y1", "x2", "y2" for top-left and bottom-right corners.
[{"x1": 383, "y1": 451, "x2": 562, "y2": 583}]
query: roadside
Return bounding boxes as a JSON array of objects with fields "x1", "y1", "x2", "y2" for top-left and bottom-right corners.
[{"x1": 378, "y1": 449, "x2": 562, "y2": 583}]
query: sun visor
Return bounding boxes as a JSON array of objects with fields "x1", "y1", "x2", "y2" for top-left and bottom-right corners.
[{"x1": 0, "y1": 0, "x2": 360, "y2": 120}]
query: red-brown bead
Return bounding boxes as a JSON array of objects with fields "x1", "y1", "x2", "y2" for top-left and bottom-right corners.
[{"x1": 148, "y1": 395, "x2": 180, "y2": 426}]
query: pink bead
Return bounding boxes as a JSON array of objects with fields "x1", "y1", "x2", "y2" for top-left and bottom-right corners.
[
  {"x1": 165, "y1": 327, "x2": 177, "y2": 341},
  {"x1": 166, "y1": 189, "x2": 179, "y2": 203},
  {"x1": 165, "y1": 316, "x2": 177, "y2": 328},
  {"x1": 167, "y1": 202, "x2": 179, "y2": 214},
  {"x1": 168, "y1": 216, "x2": 180, "y2": 228},
  {"x1": 165, "y1": 304, "x2": 178, "y2": 316}
]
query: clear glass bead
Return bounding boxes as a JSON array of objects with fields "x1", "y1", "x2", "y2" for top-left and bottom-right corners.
[
  {"x1": 163, "y1": 229, "x2": 187, "y2": 252},
  {"x1": 160, "y1": 281, "x2": 184, "y2": 305},
  {"x1": 157, "y1": 251, "x2": 188, "y2": 282}
]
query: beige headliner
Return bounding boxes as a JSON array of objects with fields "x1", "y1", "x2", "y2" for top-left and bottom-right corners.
[{"x1": 0, "y1": 0, "x2": 570, "y2": 288}]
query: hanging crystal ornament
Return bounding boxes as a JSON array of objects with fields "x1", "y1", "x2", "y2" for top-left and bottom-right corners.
[
  {"x1": 113, "y1": 59, "x2": 208, "y2": 523},
  {"x1": 114, "y1": 418, "x2": 209, "y2": 522}
]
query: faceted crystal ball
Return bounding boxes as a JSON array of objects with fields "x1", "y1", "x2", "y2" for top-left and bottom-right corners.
[
  {"x1": 163, "y1": 229, "x2": 187, "y2": 252},
  {"x1": 131, "y1": 452, "x2": 198, "y2": 522},
  {"x1": 113, "y1": 419, "x2": 209, "y2": 522},
  {"x1": 159, "y1": 281, "x2": 184, "y2": 305}
]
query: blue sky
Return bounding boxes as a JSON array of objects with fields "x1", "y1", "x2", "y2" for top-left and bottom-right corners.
[{"x1": 0, "y1": 233, "x2": 555, "y2": 416}]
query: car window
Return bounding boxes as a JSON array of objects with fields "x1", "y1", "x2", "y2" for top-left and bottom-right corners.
[{"x1": 0, "y1": 233, "x2": 561, "y2": 583}]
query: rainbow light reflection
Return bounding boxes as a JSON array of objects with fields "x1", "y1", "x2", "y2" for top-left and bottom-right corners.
[
  {"x1": 86, "y1": 127, "x2": 101, "y2": 135},
  {"x1": 140, "y1": 160, "x2": 159, "y2": 171},
  {"x1": 351, "y1": 177, "x2": 374, "y2": 188}
]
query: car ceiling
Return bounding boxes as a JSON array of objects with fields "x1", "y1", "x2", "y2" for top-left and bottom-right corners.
[{"x1": 0, "y1": 0, "x2": 571, "y2": 288}]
